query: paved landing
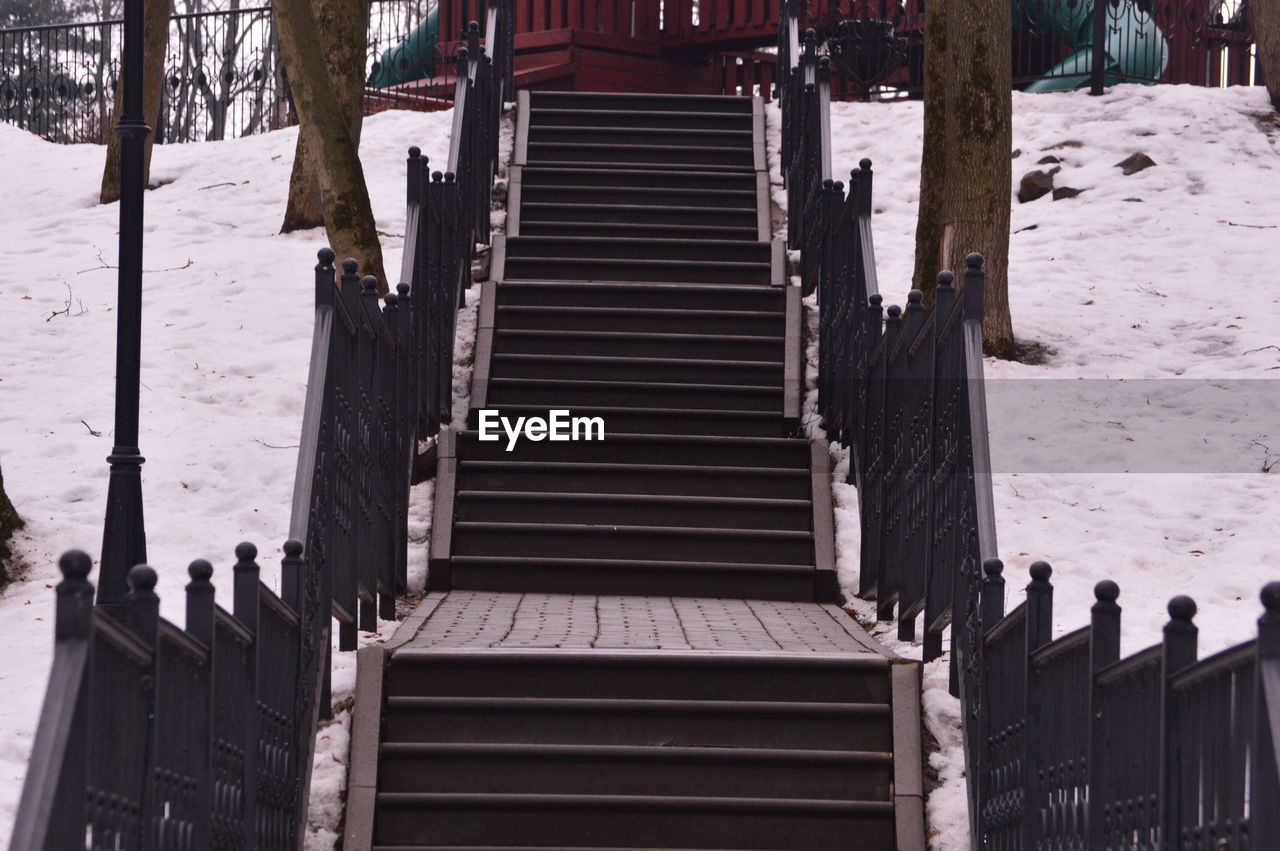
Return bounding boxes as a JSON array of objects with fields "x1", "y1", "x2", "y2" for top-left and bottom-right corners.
[{"x1": 390, "y1": 591, "x2": 889, "y2": 657}]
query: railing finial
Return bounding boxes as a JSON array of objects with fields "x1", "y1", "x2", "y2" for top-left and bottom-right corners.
[
  {"x1": 233, "y1": 541, "x2": 259, "y2": 633},
  {"x1": 1163, "y1": 594, "x2": 1199, "y2": 672},
  {"x1": 186, "y1": 558, "x2": 215, "y2": 646},
  {"x1": 281, "y1": 539, "x2": 304, "y2": 613},
  {"x1": 981, "y1": 557, "x2": 1005, "y2": 626},
  {"x1": 56, "y1": 550, "x2": 94, "y2": 641}
]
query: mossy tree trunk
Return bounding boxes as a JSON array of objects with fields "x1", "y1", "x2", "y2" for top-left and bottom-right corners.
[
  {"x1": 100, "y1": 0, "x2": 172, "y2": 204},
  {"x1": 1254, "y1": 0, "x2": 1280, "y2": 109},
  {"x1": 272, "y1": 0, "x2": 386, "y2": 287},
  {"x1": 0, "y1": 462, "x2": 23, "y2": 584},
  {"x1": 279, "y1": 0, "x2": 368, "y2": 232},
  {"x1": 910, "y1": 0, "x2": 1016, "y2": 358}
]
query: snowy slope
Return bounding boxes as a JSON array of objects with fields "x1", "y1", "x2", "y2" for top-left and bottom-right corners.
[
  {"x1": 770, "y1": 84, "x2": 1280, "y2": 848},
  {"x1": 0, "y1": 108, "x2": 473, "y2": 847}
]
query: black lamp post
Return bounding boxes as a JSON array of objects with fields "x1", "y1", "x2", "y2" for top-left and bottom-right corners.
[{"x1": 99, "y1": 0, "x2": 149, "y2": 603}]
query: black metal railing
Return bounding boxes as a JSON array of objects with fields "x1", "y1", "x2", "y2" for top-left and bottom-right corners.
[
  {"x1": 401, "y1": 11, "x2": 506, "y2": 433},
  {"x1": 976, "y1": 562, "x2": 1280, "y2": 848},
  {"x1": 779, "y1": 20, "x2": 1277, "y2": 847},
  {"x1": 789, "y1": 0, "x2": 1258, "y2": 100},
  {"x1": 0, "y1": 0, "x2": 494, "y2": 143},
  {"x1": 9, "y1": 545, "x2": 320, "y2": 849}
]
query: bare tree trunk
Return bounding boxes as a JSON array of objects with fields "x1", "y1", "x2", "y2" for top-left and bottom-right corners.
[
  {"x1": 100, "y1": 0, "x2": 173, "y2": 204},
  {"x1": 280, "y1": 0, "x2": 368, "y2": 232},
  {"x1": 1254, "y1": 0, "x2": 1280, "y2": 109},
  {"x1": 0, "y1": 462, "x2": 23, "y2": 585},
  {"x1": 910, "y1": 0, "x2": 1016, "y2": 358},
  {"x1": 272, "y1": 0, "x2": 386, "y2": 285}
]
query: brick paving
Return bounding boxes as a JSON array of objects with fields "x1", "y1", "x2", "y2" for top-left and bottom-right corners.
[{"x1": 395, "y1": 591, "x2": 889, "y2": 656}]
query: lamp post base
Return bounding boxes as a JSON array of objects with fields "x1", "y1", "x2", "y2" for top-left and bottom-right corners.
[{"x1": 99, "y1": 447, "x2": 146, "y2": 603}]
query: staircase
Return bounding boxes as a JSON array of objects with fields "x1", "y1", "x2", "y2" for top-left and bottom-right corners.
[{"x1": 345, "y1": 91, "x2": 924, "y2": 851}]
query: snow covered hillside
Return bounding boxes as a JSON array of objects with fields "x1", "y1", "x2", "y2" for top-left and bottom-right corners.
[
  {"x1": 768, "y1": 84, "x2": 1280, "y2": 848},
  {"x1": 0, "y1": 108, "x2": 474, "y2": 847}
]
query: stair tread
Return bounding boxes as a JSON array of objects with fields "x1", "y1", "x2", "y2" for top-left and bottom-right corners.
[
  {"x1": 376, "y1": 792, "x2": 894, "y2": 814},
  {"x1": 533, "y1": 107, "x2": 754, "y2": 121},
  {"x1": 453, "y1": 521, "x2": 811, "y2": 540},
  {"x1": 530, "y1": 125, "x2": 753, "y2": 138},
  {"x1": 497, "y1": 280, "x2": 781, "y2": 294},
  {"x1": 521, "y1": 166, "x2": 757, "y2": 180},
  {"x1": 506, "y1": 257, "x2": 769, "y2": 269},
  {"x1": 458, "y1": 461, "x2": 805, "y2": 475},
  {"x1": 525, "y1": 160, "x2": 756, "y2": 173},
  {"x1": 522, "y1": 202, "x2": 753, "y2": 212},
  {"x1": 496, "y1": 306, "x2": 778, "y2": 319},
  {"x1": 495, "y1": 329, "x2": 780, "y2": 343},
  {"x1": 464, "y1": 405, "x2": 784, "y2": 420},
  {"x1": 456, "y1": 491, "x2": 810, "y2": 508},
  {"x1": 524, "y1": 184, "x2": 755, "y2": 198},
  {"x1": 508, "y1": 235, "x2": 768, "y2": 249},
  {"x1": 384, "y1": 696, "x2": 891, "y2": 714},
  {"x1": 488, "y1": 377, "x2": 778, "y2": 393},
  {"x1": 457, "y1": 429, "x2": 805, "y2": 447},
  {"x1": 379, "y1": 742, "x2": 892, "y2": 763},
  {"x1": 447, "y1": 555, "x2": 816, "y2": 573}
]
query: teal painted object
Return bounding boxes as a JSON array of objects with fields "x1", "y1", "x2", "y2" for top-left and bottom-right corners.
[
  {"x1": 1017, "y1": 0, "x2": 1168, "y2": 92},
  {"x1": 369, "y1": 6, "x2": 442, "y2": 89}
]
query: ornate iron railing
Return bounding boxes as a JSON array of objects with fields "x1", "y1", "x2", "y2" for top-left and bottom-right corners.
[
  {"x1": 9, "y1": 545, "x2": 319, "y2": 849},
  {"x1": 0, "y1": 0, "x2": 489, "y2": 143},
  {"x1": 977, "y1": 563, "x2": 1280, "y2": 848},
  {"x1": 782, "y1": 0, "x2": 1258, "y2": 100},
  {"x1": 779, "y1": 20, "x2": 1277, "y2": 847}
]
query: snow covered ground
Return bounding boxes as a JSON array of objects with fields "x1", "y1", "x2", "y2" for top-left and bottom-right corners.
[
  {"x1": 1, "y1": 84, "x2": 1277, "y2": 849},
  {"x1": 0, "y1": 106, "x2": 500, "y2": 846},
  {"x1": 770, "y1": 83, "x2": 1280, "y2": 848}
]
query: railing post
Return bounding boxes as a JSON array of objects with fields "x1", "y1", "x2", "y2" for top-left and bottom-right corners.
[
  {"x1": 980, "y1": 557, "x2": 1005, "y2": 628},
  {"x1": 1087, "y1": 579, "x2": 1122, "y2": 847},
  {"x1": 1159, "y1": 595, "x2": 1198, "y2": 845},
  {"x1": 11, "y1": 552, "x2": 96, "y2": 851},
  {"x1": 1089, "y1": 0, "x2": 1108, "y2": 95},
  {"x1": 1022, "y1": 561, "x2": 1053, "y2": 848},
  {"x1": 856, "y1": 157, "x2": 873, "y2": 218},
  {"x1": 281, "y1": 538, "x2": 304, "y2": 613},
  {"x1": 233, "y1": 541, "x2": 259, "y2": 634},
  {"x1": 406, "y1": 146, "x2": 423, "y2": 207},
  {"x1": 963, "y1": 251, "x2": 985, "y2": 323},
  {"x1": 56, "y1": 550, "x2": 95, "y2": 642},
  {"x1": 1025, "y1": 561, "x2": 1053, "y2": 651},
  {"x1": 185, "y1": 558, "x2": 215, "y2": 647},
  {"x1": 1252, "y1": 583, "x2": 1280, "y2": 841},
  {"x1": 124, "y1": 563, "x2": 160, "y2": 647}
]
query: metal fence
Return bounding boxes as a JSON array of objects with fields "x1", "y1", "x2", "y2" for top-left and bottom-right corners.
[
  {"x1": 785, "y1": 0, "x2": 1258, "y2": 100},
  {"x1": 9, "y1": 546, "x2": 319, "y2": 849},
  {"x1": 780, "y1": 6, "x2": 1280, "y2": 845},
  {"x1": 977, "y1": 563, "x2": 1280, "y2": 848},
  {"x1": 0, "y1": 0, "x2": 471, "y2": 144}
]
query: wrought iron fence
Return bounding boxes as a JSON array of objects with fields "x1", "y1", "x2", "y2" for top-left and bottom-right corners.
[
  {"x1": 780, "y1": 13, "x2": 1278, "y2": 846},
  {"x1": 977, "y1": 563, "x2": 1280, "y2": 848},
  {"x1": 9, "y1": 545, "x2": 320, "y2": 849},
  {"x1": 785, "y1": 0, "x2": 1258, "y2": 100},
  {"x1": 0, "y1": 0, "x2": 489, "y2": 143}
]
